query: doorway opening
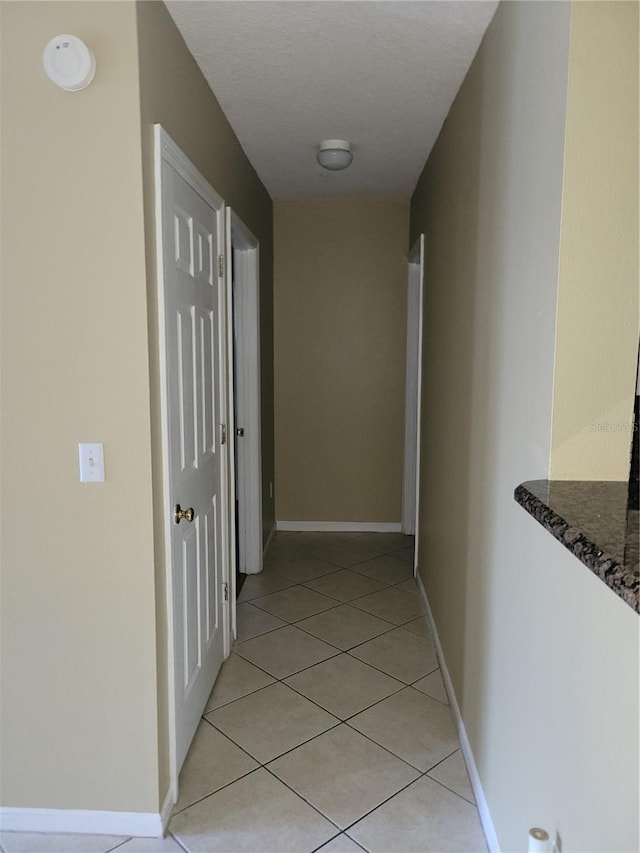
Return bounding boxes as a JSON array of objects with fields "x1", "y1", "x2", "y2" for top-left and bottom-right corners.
[
  {"x1": 401, "y1": 234, "x2": 425, "y2": 574},
  {"x1": 226, "y1": 210, "x2": 262, "y2": 623}
]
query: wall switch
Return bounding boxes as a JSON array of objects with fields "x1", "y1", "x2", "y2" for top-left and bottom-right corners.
[
  {"x1": 79, "y1": 442, "x2": 105, "y2": 482},
  {"x1": 269, "y1": 481, "x2": 273, "y2": 499}
]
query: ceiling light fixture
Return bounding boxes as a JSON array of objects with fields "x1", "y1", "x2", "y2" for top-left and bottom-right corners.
[{"x1": 317, "y1": 139, "x2": 353, "y2": 171}]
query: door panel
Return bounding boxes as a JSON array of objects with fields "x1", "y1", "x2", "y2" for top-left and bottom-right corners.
[{"x1": 161, "y1": 158, "x2": 228, "y2": 773}]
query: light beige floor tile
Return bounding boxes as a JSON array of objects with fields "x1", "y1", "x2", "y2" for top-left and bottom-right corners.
[
  {"x1": 174, "y1": 721, "x2": 258, "y2": 812},
  {"x1": 233, "y1": 625, "x2": 339, "y2": 678},
  {"x1": 285, "y1": 654, "x2": 403, "y2": 719},
  {"x1": 304, "y1": 570, "x2": 388, "y2": 602},
  {"x1": 352, "y1": 587, "x2": 423, "y2": 626},
  {"x1": 347, "y1": 776, "x2": 486, "y2": 852},
  {"x1": 310, "y1": 541, "x2": 384, "y2": 569},
  {"x1": 348, "y1": 687, "x2": 458, "y2": 772},
  {"x1": 205, "y1": 682, "x2": 338, "y2": 763},
  {"x1": 427, "y1": 749, "x2": 475, "y2": 803},
  {"x1": 350, "y1": 555, "x2": 413, "y2": 585},
  {"x1": 297, "y1": 605, "x2": 394, "y2": 651},
  {"x1": 286, "y1": 532, "x2": 361, "y2": 553},
  {"x1": 264, "y1": 549, "x2": 341, "y2": 582},
  {"x1": 204, "y1": 653, "x2": 275, "y2": 711},
  {"x1": 352, "y1": 533, "x2": 414, "y2": 553},
  {"x1": 267, "y1": 724, "x2": 419, "y2": 830},
  {"x1": 112, "y1": 835, "x2": 187, "y2": 851},
  {"x1": 413, "y1": 669, "x2": 448, "y2": 704},
  {"x1": 317, "y1": 833, "x2": 366, "y2": 852},
  {"x1": 349, "y1": 628, "x2": 438, "y2": 683},
  {"x1": 391, "y1": 546, "x2": 415, "y2": 564},
  {"x1": 395, "y1": 578, "x2": 420, "y2": 596},
  {"x1": 400, "y1": 616, "x2": 431, "y2": 639},
  {"x1": 237, "y1": 571, "x2": 295, "y2": 602},
  {"x1": 0, "y1": 834, "x2": 126, "y2": 853},
  {"x1": 252, "y1": 585, "x2": 338, "y2": 622},
  {"x1": 170, "y1": 768, "x2": 337, "y2": 853},
  {"x1": 235, "y1": 602, "x2": 285, "y2": 642}
]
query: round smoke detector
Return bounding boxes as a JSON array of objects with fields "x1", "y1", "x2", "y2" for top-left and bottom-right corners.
[{"x1": 43, "y1": 34, "x2": 96, "y2": 92}]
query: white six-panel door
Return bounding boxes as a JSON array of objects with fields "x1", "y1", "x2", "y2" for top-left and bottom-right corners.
[{"x1": 157, "y1": 130, "x2": 230, "y2": 776}]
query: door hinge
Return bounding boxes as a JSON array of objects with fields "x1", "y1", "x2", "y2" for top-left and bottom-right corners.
[
  {"x1": 218, "y1": 254, "x2": 225, "y2": 278},
  {"x1": 220, "y1": 423, "x2": 227, "y2": 446},
  {"x1": 223, "y1": 582, "x2": 229, "y2": 601}
]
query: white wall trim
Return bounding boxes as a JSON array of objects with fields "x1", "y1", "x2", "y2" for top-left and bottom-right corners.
[
  {"x1": 156, "y1": 125, "x2": 224, "y2": 213},
  {"x1": 402, "y1": 234, "x2": 425, "y2": 541},
  {"x1": 415, "y1": 570, "x2": 501, "y2": 853},
  {"x1": 154, "y1": 122, "x2": 232, "y2": 798},
  {"x1": 229, "y1": 209, "x2": 263, "y2": 577},
  {"x1": 276, "y1": 521, "x2": 402, "y2": 533},
  {"x1": 0, "y1": 806, "x2": 166, "y2": 838}
]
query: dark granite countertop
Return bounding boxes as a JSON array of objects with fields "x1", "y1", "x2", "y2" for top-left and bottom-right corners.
[{"x1": 514, "y1": 480, "x2": 639, "y2": 613}]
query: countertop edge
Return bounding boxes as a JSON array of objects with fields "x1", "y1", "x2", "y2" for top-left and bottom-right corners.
[{"x1": 514, "y1": 481, "x2": 639, "y2": 613}]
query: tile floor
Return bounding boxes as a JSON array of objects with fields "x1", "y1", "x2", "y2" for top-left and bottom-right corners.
[{"x1": 0, "y1": 532, "x2": 487, "y2": 853}]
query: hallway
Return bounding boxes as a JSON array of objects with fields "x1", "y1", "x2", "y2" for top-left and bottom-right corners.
[
  {"x1": 170, "y1": 531, "x2": 486, "y2": 851},
  {"x1": 0, "y1": 533, "x2": 488, "y2": 853}
]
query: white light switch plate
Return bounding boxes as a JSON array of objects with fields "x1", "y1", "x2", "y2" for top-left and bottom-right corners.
[{"x1": 79, "y1": 442, "x2": 104, "y2": 482}]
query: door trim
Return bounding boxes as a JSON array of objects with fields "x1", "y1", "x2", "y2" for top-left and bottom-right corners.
[
  {"x1": 228, "y1": 209, "x2": 262, "y2": 587},
  {"x1": 402, "y1": 236, "x2": 425, "y2": 563},
  {"x1": 153, "y1": 124, "x2": 232, "y2": 804}
]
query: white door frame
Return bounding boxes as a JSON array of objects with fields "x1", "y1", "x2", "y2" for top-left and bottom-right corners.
[
  {"x1": 402, "y1": 235, "x2": 425, "y2": 565},
  {"x1": 154, "y1": 125, "x2": 232, "y2": 803},
  {"x1": 225, "y1": 210, "x2": 262, "y2": 643}
]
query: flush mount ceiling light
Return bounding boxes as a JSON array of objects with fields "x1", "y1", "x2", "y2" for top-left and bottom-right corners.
[{"x1": 317, "y1": 139, "x2": 353, "y2": 171}]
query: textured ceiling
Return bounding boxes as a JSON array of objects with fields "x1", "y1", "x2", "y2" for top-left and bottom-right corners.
[{"x1": 164, "y1": 1, "x2": 498, "y2": 198}]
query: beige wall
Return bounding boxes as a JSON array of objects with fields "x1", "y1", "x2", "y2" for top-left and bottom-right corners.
[
  {"x1": 0, "y1": 2, "x2": 159, "y2": 812},
  {"x1": 550, "y1": 0, "x2": 639, "y2": 480},
  {"x1": 274, "y1": 199, "x2": 409, "y2": 523},
  {"x1": 135, "y1": 0, "x2": 274, "y2": 798},
  {"x1": 410, "y1": 2, "x2": 638, "y2": 851},
  {"x1": 0, "y1": 0, "x2": 274, "y2": 818}
]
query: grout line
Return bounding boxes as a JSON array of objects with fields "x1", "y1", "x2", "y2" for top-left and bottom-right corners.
[
  {"x1": 421, "y1": 745, "x2": 460, "y2": 776},
  {"x1": 169, "y1": 764, "x2": 263, "y2": 817},
  {"x1": 343, "y1": 648, "x2": 433, "y2": 684},
  {"x1": 261, "y1": 765, "x2": 344, "y2": 833},
  {"x1": 341, "y1": 717, "x2": 419, "y2": 769},
  {"x1": 234, "y1": 642, "x2": 343, "y2": 679},
  {"x1": 291, "y1": 617, "x2": 399, "y2": 655},
  {"x1": 205, "y1": 697, "x2": 344, "y2": 770},
  {"x1": 313, "y1": 833, "x2": 370, "y2": 853},
  {"x1": 200, "y1": 715, "x2": 263, "y2": 765},
  {"x1": 423, "y1": 767, "x2": 478, "y2": 807},
  {"x1": 282, "y1": 670, "x2": 406, "y2": 722},
  {"x1": 103, "y1": 840, "x2": 133, "y2": 853},
  {"x1": 338, "y1": 772, "x2": 426, "y2": 836}
]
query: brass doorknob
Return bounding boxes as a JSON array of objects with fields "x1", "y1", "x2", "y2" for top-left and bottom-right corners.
[{"x1": 173, "y1": 504, "x2": 194, "y2": 524}]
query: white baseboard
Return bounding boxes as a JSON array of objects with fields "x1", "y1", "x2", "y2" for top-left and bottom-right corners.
[
  {"x1": 415, "y1": 570, "x2": 501, "y2": 853},
  {"x1": 0, "y1": 805, "x2": 166, "y2": 837},
  {"x1": 159, "y1": 784, "x2": 174, "y2": 834},
  {"x1": 276, "y1": 521, "x2": 402, "y2": 533}
]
